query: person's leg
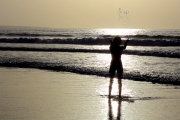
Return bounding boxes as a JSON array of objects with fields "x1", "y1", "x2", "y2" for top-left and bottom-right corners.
[
  {"x1": 109, "y1": 61, "x2": 115, "y2": 97},
  {"x1": 118, "y1": 78, "x2": 122, "y2": 98},
  {"x1": 109, "y1": 78, "x2": 113, "y2": 97},
  {"x1": 117, "y1": 69, "x2": 123, "y2": 98}
]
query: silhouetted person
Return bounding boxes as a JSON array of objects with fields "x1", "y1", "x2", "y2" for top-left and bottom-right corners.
[{"x1": 109, "y1": 36, "x2": 129, "y2": 98}]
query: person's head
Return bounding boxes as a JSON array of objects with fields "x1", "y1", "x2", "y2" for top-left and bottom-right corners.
[{"x1": 112, "y1": 36, "x2": 122, "y2": 45}]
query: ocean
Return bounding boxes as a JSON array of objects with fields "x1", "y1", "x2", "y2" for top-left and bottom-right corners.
[{"x1": 0, "y1": 26, "x2": 179, "y2": 85}]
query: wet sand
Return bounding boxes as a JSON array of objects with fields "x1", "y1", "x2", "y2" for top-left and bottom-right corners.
[{"x1": 0, "y1": 67, "x2": 180, "y2": 120}]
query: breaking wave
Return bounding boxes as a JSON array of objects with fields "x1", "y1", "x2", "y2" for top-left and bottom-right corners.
[
  {"x1": 0, "y1": 60, "x2": 179, "y2": 85},
  {"x1": 0, "y1": 46, "x2": 179, "y2": 58},
  {"x1": 0, "y1": 37, "x2": 180, "y2": 46}
]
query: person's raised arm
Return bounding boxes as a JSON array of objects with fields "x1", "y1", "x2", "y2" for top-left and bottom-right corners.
[{"x1": 123, "y1": 38, "x2": 130, "y2": 49}]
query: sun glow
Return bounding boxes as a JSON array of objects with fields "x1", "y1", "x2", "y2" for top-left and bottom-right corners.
[{"x1": 99, "y1": 29, "x2": 141, "y2": 36}]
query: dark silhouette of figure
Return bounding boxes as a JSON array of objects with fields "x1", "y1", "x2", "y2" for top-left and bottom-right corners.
[{"x1": 109, "y1": 36, "x2": 129, "y2": 98}]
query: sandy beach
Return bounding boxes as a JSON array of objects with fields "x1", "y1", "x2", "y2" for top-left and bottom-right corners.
[{"x1": 0, "y1": 67, "x2": 180, "y2": 120}]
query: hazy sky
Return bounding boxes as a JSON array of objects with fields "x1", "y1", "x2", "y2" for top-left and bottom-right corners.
[{"x1": 0, "y1": 0, "x2": 180, "y2": 29}]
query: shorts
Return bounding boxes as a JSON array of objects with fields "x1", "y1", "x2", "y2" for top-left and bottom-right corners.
[{"x1": 109, "y1": 60, "x2": 123, "y2": 78}]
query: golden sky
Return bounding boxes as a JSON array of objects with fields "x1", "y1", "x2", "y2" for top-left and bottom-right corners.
[{"x1": 0, "y1": 0, "x2": 180, "y2": 29}]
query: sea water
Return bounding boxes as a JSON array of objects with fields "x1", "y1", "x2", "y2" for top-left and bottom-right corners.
[{"x1": 0, "y1": 27, "x2": 179, "y2": 85}]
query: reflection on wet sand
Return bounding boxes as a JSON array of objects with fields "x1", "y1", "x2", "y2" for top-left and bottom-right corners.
[{"x1": 108, "y1": 97, "x2": 121, "y2": 120}]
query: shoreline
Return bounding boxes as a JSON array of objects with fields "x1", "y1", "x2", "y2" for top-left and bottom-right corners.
[
  {"x1": 0, "y1": 67, "x2": 180, "y2": 120},
  {"x1": 0, "y1": 65, "x2": 179, "y2": 86}
]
